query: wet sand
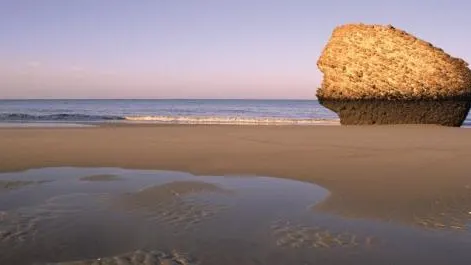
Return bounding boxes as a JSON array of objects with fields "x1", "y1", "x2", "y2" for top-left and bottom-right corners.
[
  {"x1": 1, "y1": 124, "x2": 471, "y2": 227},
  {"x1": 4, "y1": 167, "x2": 467, "y2": 265},
  {"x1": 80, "y1": 174, "x2": 121, "y2": 182},
  {"x1": 45, "y1": 250, "x2": 196, "y2": 265},
  {"x1": 0, "y1": 180, "x2": 50, "y2": 192}
]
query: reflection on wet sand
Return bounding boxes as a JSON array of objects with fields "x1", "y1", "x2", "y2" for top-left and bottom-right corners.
[{"x1": 314, "y1": 185, "x2": 471, "y2": 230}]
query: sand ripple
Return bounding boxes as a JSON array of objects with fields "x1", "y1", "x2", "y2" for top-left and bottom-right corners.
[
  {"x1": 271, "y1": 220, "x2": 376, "y2": 249},
  {"x1": 45, "y1": 250, "x2": 197, "y2": 265},
  {"x1": 0, "y1": 194, "x2": 99, "y2": 246},
  {"x1": 0, "y1": 180, "x2": 50, "y2": 192},
  {"x1": 0, "y1": 211, "x2": 38, "y2": 245},
  {"x1": 117, "y1": 181, "x2": 232, "y2": 231}
]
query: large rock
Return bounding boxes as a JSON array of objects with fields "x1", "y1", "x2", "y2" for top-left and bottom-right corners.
[{"x1": 316, "y1": 24, "x2": 471, "y2": 126}]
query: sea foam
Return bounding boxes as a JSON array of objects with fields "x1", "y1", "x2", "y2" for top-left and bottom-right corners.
[{"x1": 124, "y1": 116, "x2": 340, "y2": 125}]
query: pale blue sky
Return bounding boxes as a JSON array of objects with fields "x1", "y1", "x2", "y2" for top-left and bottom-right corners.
[{"x1": 1, "y1": 0, "x2": 470, "y2": 99}]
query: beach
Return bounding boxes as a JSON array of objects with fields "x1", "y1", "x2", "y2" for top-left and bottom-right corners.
[
  {"x1": 1, "y1": 124, "x2": 471, "y2": 264},
  {"x1": 3, "y1": 1, "x2": 471, "y2": 264},
  {"x1": 1, "y1": 124, "x2": 471, "y2": 221}
]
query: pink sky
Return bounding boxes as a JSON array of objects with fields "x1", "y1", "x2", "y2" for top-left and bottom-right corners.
[{"x1": 1, "y1": 0, "x2": 470, "y2": 99}]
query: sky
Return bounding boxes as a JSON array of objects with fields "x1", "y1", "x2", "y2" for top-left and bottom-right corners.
[{"x1": 1, "y1": 0, "x2": 470, "y2": 99}]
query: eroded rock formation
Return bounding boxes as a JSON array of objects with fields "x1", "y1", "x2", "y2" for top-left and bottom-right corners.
[{"x1": 317, "y1": 24, "x2": 471, "y2": 126}]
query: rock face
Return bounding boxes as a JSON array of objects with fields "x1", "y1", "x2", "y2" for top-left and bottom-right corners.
[{"x1": 316, "y1": 24, "x2": 471, "y2": 126}]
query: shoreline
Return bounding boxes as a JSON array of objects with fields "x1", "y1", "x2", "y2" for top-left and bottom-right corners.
[
  {"x1": 0, "y1": 117, "x2": 341, "y2": 127},
  {"x1": 1, "y1": 124, "x2": 471, "y2": 227}
]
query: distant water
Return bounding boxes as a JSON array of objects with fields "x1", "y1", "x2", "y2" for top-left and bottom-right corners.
[{"x1": 0, "y1": 99, "x2": 339, "y2": 125}]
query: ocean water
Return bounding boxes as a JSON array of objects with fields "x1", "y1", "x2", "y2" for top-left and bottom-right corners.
[{"x1": 0, "y1": 99, "x2": 339, "y2": 125}]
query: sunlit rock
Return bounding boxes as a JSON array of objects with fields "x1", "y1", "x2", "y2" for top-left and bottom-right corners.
[{"x1": 317, "y1": 24, "x2": 471, "y2": 126}]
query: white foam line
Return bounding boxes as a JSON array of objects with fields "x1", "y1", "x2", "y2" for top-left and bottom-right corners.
[{"x1": 124, "y1": 116, "x2": 340, "y2": 125}]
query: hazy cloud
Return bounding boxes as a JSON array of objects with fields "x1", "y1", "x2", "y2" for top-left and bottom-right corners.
[{"x1": 26, "y1": 61, "x2": 42, "y2": 69}]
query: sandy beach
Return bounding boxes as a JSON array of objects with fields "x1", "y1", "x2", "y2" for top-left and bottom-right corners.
[
  {"x1": 1, "y1": 124, "x2": 471, "y2": 227},
  {"x1": 1, "y1": 124, "x2": 471, "y2": 264},
  {"x1": 3, "y1": 1, "x2": 471, "y2": 264}
]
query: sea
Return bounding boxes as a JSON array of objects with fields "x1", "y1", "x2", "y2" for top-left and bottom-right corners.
[
  {"x1": 0, "y1": 99, "x2": 339, "y2": 126},
  {"x1": 0, "y1": 99, "x2": 470, "y2": 126}
]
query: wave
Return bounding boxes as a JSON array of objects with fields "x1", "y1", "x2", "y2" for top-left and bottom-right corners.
[
  {"x1": 0, "y1": 113, "x2": 340, "y2": 125},
  {"x1": 124, "y1": 116, "x2": 340, "y2": 125},
  {"x1": 0, "y1": 113, "x2": 125, "y2": 121}
]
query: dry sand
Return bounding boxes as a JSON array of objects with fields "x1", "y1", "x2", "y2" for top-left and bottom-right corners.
[{"x1": 1, "y1": 124, "x2": 471, "y2": 227}]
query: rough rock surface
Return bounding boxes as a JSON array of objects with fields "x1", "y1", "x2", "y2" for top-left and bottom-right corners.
[{"x1": 316, "y1": 24, "x2": 471, "y2": 126}]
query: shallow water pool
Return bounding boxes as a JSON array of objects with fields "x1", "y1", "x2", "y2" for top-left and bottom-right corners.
[{"x1": 0, "y1": 167, "x2": 470, "y2": 265}]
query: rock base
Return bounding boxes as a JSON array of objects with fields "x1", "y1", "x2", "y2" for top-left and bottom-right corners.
[{"x1": 319, "y1": 99, "x2": 471, "y2": 127}]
